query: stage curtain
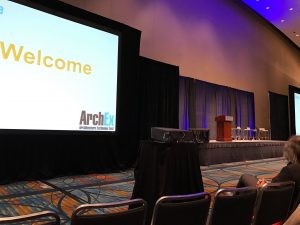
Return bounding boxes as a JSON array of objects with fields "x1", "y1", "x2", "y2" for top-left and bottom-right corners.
[
  {"x1": 179, "y1": 76, "x2": 255, "y2": 140},
  {"x1": 137, "y1": 57, "x2": 179, "y2": 140},
  {"x1": 269, "y1": 92, "x2": 289, "y2": 140}
]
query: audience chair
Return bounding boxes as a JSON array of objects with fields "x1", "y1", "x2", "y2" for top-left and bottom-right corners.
[
  {"x1": 0, "y1": 210, "x2": 60, "y2": 225},
  {"x1": 150, "y1": 192, "x2": 211, "y2": 225},
  {"x1": 71, "y1": 198, "x2": 147, "y2": 225},
  {"x1": 208, "y1": 187, "x2": 257, "y2": 225},
  {"x1": 284, "y1": 204, "x2": 300, "y2": 225},
  {"x1": 253, "y1": 181, "x2": 295, "y2": 225},
  {"x1": 289, "y1": 185, "x2": 300, "y2": 215}
]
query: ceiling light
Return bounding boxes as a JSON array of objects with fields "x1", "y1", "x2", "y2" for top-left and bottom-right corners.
[
  {"x1": 296, "y1": 34, "x2": 300, "y2": 37},
  {"x1": 289, "y1": 8, "x2": 294, "y2": 11},
  {"x1": 281, "y1": 19, "x2": 285, "y2": 23},
  {"x1": 266, "y1": 6, "x2": 270, "y2": 10}
]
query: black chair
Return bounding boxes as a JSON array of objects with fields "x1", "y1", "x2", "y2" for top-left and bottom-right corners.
[
  {"x1": 150, "y1": 192, "x2": 211, "y2": 225},
  {"x1": 253, "y1": 181, "x2": 295, "y2": 225},
  {"x1": 0, "y1": 210, "x2": 60, "y2": 224},
  {"x1": 208, "y1": 187, "x2": 258, "y2": 225},
  {"x1": 289, "y1": 184, "x2": 300, "y2": 215},
  {"x1": 71, "y1": 198, "x2": 147, "y2": 225},
  {"x1": 284, "y1": 204, "x2": 300, "y2": 225}
]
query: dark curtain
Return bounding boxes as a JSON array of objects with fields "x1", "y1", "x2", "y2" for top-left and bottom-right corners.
[
  {"x1": 179, "y1": 77, "x2": 255, "y2": 140},
  {"x1": 269, "y1": 92, "x2": 289, "y2": 140},
  {"x1": 138, "y1": 57, "x2": 179, "y2": 140},
  {"x1": 0, "y1": 1, "x2": 142, "y2": 183}
]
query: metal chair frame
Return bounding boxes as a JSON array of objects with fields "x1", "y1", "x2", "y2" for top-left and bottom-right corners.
[
  {"x1": 151, "y1": 192, "x2": 211, "y2": 225},
  {"x1": 0, "y1": 210, "x2": 60, "y2": 224},
  {"x1": 253, "y1": 181, "x2": 295, "y2": 225},
  {"x1": 208, "y1": 186, "x2": 258, "y2": 225},
  {"x1": 72, "y1": 198, "x2": 147, "y2": 225}
]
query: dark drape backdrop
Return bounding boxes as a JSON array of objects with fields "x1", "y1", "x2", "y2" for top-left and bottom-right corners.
[
  {"x1": 179, "y1": 77, "x2": 255, "y2": 140},
  {"x1": 0, "y1": 1, "x2": 142, "y2": 183},
  {"x1": 269, "y1": 92, "x2": 289, "y2": 140},
  {"x1": 138, "y1": 57, "x2": 179, "y2": 140}
]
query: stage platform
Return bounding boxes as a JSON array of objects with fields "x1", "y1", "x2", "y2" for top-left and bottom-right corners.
[{"x1": 198, "y1": 140, "x2": 286, "y2": 166}]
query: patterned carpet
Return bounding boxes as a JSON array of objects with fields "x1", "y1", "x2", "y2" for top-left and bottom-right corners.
[
  {"x1": 201, "y1": 157, "x2": 286, "y2": 194},
  {"x1": 0, "y1": 157, "x2": 286, "y2": 224}
]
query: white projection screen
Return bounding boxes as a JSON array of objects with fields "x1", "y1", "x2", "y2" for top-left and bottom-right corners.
[
  {"x1": 289, "y1": 85, "x2": 300, "y2": 136},
  {"x1": 0, "y1": 0, "x2": 119, "y2": 133},
  {"x1": 294, "y1": 93, "x2": 300, "y2": 135}
]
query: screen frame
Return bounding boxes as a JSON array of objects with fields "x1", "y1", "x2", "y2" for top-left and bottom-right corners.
[
  {"x1": 289, "y1": 85, "x2": 300, "y2": 136},
  {"x1": 0, "y1": 0, "x2": 122, "y2": 135}
]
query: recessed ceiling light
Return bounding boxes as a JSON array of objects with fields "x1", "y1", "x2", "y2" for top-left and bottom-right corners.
[
  {"x1": 289, "y1": 7, "x2": 294, "y2": 11},
  {"x1": 296, "y1": 34, "x2": 300, "y2": 37},
  {"x1": 266, "y1": 6, "x2": 270, "y2": 10},
  {"x1": 281, "y1": 19, "x2": 285, "y2": 23}
]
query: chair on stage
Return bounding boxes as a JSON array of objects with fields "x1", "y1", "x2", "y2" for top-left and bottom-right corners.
[
  {"x1": 236, "y1": 127, "x2": 243, "y2": 140},
  {"x1": 150, "y1": 192, "x2": 211, "y2": 225},
  {"x1": 231, "y1": 127, "x2": 243, "y2": 140},
  {"x1": 243, "y1": 127, "x2": 251, "y2": 140},
  {"x1": 251, "y1": 128, "x2": 257, "y2": 140},
  {"x1": 71, "y1": 198, "x2": 147, "y2": 225},
  {"x1": 253, "y1": 181, "x2": 295, "y2": 225},
  {"x1": 257, "y1": 128, "x2": 270, "y2": 140},
  {"x1": 207, "y1": 187, "x2": 257, "y2": 225},
  {"x1": 0, "y1": 210, "x2": 60, "y2": 224}
]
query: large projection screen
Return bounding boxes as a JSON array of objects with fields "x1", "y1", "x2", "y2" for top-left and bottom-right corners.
[
  {"x1": 289, "y1": 85, "x2": 300, "y2": 135},
  {"x1": 0, "y1": 0, "x2": 119, "y2": 133},
  {"x1": 295, "y1": 93, "x2": 300, "y2": 135}
]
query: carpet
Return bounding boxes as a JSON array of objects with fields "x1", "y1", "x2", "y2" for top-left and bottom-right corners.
[{"x1": 0, "y1": 157, "x2": 286, "y2": 224}]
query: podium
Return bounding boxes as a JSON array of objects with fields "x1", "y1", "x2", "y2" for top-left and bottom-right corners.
[{"x1": 215, "y1": 115, "x2": 233, "y2": 142}]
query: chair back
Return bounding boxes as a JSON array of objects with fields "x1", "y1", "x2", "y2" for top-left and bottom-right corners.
[
  {"x1": 71, "y1": 198, "x2": 147, "y2": 225},
  {"x1": 0, "y1": 210, "x2": 60, "y2": 225},
  {"x1": 289, "y1": 184, "x2": 300, "y2": 215},
  {"x1": 208, "y1": 187, "x2": 257, "y2": 225},
  {"x1": 253, "y1": 181, "x2": 295, "y2": 225},
  {"x1": 150, "y1": 192, "x2": 211, "y2": 225}
]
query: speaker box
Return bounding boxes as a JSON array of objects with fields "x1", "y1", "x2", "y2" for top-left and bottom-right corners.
[
  {"x1": 190, "y1": 128, "x2": 210, "y2": 143},
  {"x1": 151, "y1": 127, "x2": 194, "y2": 143}
]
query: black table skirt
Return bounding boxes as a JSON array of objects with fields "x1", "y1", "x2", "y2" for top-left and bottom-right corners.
[
  {"x1": 198, "y1": 141, "x2": 285, "y2": 166},
  {"x1": 131, "y1": 140, "x2": 204, "y2": 224}
]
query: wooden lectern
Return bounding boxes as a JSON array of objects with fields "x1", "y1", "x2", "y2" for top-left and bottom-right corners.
[{"x1": 215, "y1": 115, "x2": 233, "y2": 142}]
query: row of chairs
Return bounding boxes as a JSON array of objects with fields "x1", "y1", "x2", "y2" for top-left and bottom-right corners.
[
  {"x1": 231, "y1": 127, "x2": 271, "y2": 140},
  {"x1": 0, "y1": 181, "x2": 295, "y2": 225}
]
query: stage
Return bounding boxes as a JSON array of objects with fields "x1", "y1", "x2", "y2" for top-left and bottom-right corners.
[{"x1": 198, "y1": 140, "x2": 286, "y2": 166}]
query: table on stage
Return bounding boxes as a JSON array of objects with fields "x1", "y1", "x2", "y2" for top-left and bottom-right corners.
[{"x1": 131, "y1": 140, "x2": 204, "y2": 224}]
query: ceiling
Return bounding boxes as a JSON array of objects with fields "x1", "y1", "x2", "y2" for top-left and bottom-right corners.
[{"x1": 241, "y1": 0, "x2": 300, "y2": 49}]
